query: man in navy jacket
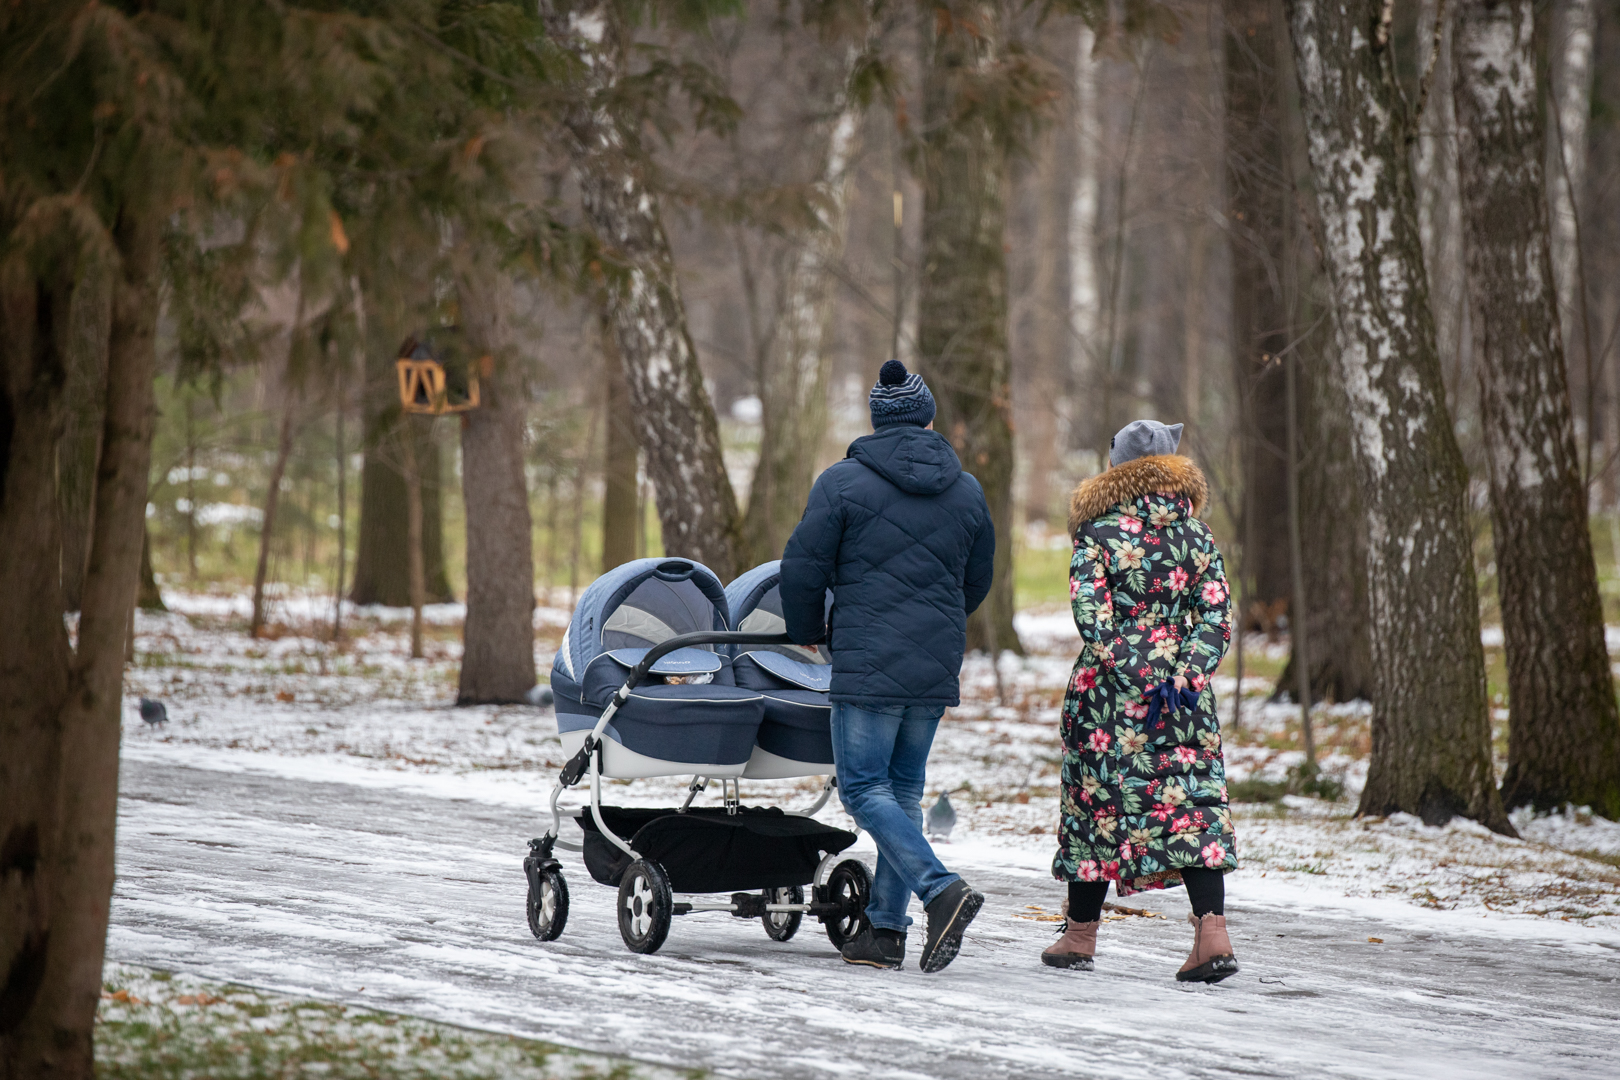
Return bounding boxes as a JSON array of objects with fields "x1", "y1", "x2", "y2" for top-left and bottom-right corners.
[{"x1": 780, "y1": 359, "x2": 994, "y2": 973}]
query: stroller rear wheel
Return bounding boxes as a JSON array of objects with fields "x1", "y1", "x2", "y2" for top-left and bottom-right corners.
[
  {"x1": 617, "y1": 858, "x2": 673, "y2": 954},
  {"x1": 526, "y1": 866, "x2": 569, "y2": 941},
  {"x1": 820, "y1": 858, "x2": 872, "y2": 950},
  {"x1": 762, "y1": 885, "x2": 804, "y2": 942}
]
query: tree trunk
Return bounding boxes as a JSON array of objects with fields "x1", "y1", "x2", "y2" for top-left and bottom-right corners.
[
  {"x1": 401, "y1": 422, "x2": 426, "y2": 661},
  {"x1": 1453, "y1": 0, "x2": 1620, "y2": 819},
  {"x1": 741, "y1": 51, "x2": 864, "y2": 563},
  {"x1": 600, "y1": 309, "x2": 638, "y2": 572},
  {"x1": 1068, "y1": 22, "x2": 1103, "y2": 459},
  {"x1": 0, "y1": 267, "x2": 75, "y2": 1069},
  {"x1": 137, "y1": 527, "x2": 165, "y2": 610},
  {"x1": 1414, "y1": 0, "x2": 1471, "y2": 415},
  {"x1": 544, "y1": 1, "x2": 741, "y2": 579},
  {"x1": 1284, "y1": 0, "x2": 1510, "y2": 832},
  {"x1": 917, "y1": 0, "x2": 1021, "y2": 656},
  {"x1": 456, "y1": 264, "x2": 536, "y2": 705},
  {"x1": 1546, "y1": 0, "x2": 1597, "y2": 466},
  {"x1": 2, "y1": 204, "x2": 163, "y2": 1077},
  {"x1": 350, "y1": 400, "x2": 453, "y2": 606},
  {"x1": 250, "y1": 401, "x2": 295, "y2": 636},
  {"x1": 56, "y1": 272, "x2": 108, "y2": 613},
  {"x1": 1225, "y1": 0, "x2": 1297, "y2": 633}
]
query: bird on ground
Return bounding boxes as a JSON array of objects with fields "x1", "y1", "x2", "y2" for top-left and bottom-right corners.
[
  {"x1": 925, "y1": 791, "x2": 958, "y2": 842},
  {"x1": 138, "y1": 698, "x2": 168, "y2": 728}
]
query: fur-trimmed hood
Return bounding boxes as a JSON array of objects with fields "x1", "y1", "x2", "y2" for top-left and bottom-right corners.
[{"x1": 1067, "y1": 454, "x2": 1209, "y2": 538}]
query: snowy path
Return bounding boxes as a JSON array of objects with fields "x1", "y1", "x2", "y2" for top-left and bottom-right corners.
[{"x1": 111, "y1": 755, "x2": 1619, "y2": 1080}]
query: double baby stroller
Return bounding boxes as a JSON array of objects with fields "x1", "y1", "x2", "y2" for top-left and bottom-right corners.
[{"x1": 523, "y1": 557, "x2": 873, "y2": 955}]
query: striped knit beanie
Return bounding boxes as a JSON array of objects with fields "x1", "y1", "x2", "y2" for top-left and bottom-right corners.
[{"x1": 869, "y1": 359, "x2": 937, "y2": 429}]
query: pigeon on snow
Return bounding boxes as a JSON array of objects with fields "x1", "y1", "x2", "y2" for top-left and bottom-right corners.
[
  {"x1": 925, "y1": 791, "x2": 957, "y2": 842},
  {"x1": 138, "y1": 698, "x2": 168, "y2": 728}
]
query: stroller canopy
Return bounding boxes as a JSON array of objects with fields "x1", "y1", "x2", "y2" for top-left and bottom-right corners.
[{"x1": 553, "y1": 558, "x2": 731, "y2": 685}]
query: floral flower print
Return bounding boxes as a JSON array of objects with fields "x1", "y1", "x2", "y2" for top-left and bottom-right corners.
[{"x1": 1055, "y1": 476, "x2": 1237, "y2": 895}]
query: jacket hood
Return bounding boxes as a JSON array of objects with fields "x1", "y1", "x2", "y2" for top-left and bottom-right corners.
[
  {"x1": 1068, "y1": 454, "x2": 1209, "y2": 537},
  {"x1": 848, "y1": 426, "x2": 962, "y2": 496}
]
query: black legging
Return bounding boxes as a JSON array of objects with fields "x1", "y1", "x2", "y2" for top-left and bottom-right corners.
[{"x1": 1067, "y1": 868, "x2": 1224, "y2": 921}]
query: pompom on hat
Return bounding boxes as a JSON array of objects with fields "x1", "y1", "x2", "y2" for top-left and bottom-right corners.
[{"x1": 869, "y1": 359, "x2": 937, "y2": 429}]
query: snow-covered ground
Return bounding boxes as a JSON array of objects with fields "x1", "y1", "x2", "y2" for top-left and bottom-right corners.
[{"x1": 110, "y1": 598, "x2": 1620, "y2": 1078}]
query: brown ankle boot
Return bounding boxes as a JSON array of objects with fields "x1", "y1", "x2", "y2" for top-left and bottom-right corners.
[
  {"x1": 1176, "y1": 912, "x2": 1239, "y2": 983},
  {"x1": 1040, "y1": 919, "x2": 1099, "y2": 970}
]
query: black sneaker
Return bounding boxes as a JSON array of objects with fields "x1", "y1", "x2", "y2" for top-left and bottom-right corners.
[
  {"x1": 919, "y1": 879, "x2": 983, "y2": 973},
  {"x1": 841, "y1": 926, "x2": 905, "y2": 969}
]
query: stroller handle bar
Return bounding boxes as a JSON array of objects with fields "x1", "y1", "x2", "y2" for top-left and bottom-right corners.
[
  {"x1": 557, "y1": 629, "x2": 824, "y2": 789},
  {"x1": 621, "y1": 629, "x2": 821, "y2": 694}
]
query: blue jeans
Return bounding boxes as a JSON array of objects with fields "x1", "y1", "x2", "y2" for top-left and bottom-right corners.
[{"x1": 830, "y1": 702, "x2": 959, "y2": 933}]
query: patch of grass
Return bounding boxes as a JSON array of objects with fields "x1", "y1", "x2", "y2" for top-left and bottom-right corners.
[{"x1": 98, "y1": 967, "x2": 700, "y2": 1080}]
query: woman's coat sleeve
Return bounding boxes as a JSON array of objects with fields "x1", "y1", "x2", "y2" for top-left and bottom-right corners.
[
  {"x1": 1069, "y1": 525, "x2": 1114, "y2": 664},
  {"x1": 1178, "y1": 531, "x2": 1232, "y2": 685}
]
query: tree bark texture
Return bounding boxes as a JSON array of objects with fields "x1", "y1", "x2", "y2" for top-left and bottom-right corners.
[
  {"x1": 1453, "y1": 0, "x2": 1620, "y2": 818},
  {"x1": 1545, "y1": 0, "x2": 1596, "y2": 424},
  {"x1": 545, "y1": 1, "x2": 741, "y2": 580},
  {"x1": 137, "y1": 527, "x2": 165, "y2": 610},
  {"x1": 56, "y1": 273, "x2": 108, "y2": 612},
  {"x1": 1, "y1": 204, "x2": 162, "y2": 1077},
  {"x1": 456, "y1": 266, "x2": 536, "y2": 705},
  {"x1": 1284, "y1": 0, "x2": 1509, "y2": 831},
  {"x1": 250, "y1": 402, "x2": 296, "y2": 636},
  {"x1": 600, "y1": 308, "x2": 638, "y2": 572},
  {"x1": 917, "y1": 0, "x2": 1021, "y2": 656},
  {"x1": 0, "y1": 265, "x2": 75, "y2": 1067},
  {"x1": 741, "y1": 71, "x2": 862, "y2": 564},
  {"x1": 1414, "y1": 0, "x2": 1470, "y2": 414},
  {"x1": 1224, "y1": 0, "x2": 1296, "y2": 628},
  {"x1": 350, "y1": 400, "x2": 452, "y2": 607}
]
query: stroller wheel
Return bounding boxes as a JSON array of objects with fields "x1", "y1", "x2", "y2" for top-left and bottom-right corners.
[
  {"x1": 617, "y1": 858, "x2": 673, "y2": 954},
  {"x1": 762, "y1": 885, "x2": 805, "y2": 942},
  {"x1": 526, "y1": 866, "x2": 569, "y2": 941},
  {"x1": 820, "y1": 858, "x2": 873, "y2": 950}
]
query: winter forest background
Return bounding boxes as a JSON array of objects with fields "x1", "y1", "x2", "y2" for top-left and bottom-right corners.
[{"x1": 6, "y1": 1, "x2": 1620, "y2": 1076}]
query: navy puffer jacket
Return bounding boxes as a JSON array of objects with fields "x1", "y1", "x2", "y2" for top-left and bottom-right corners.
[{"x1": 780, "y1": 426, "x2": 995, "y2": 706}]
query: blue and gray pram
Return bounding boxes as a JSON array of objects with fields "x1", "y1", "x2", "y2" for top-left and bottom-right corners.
[{"x1": 523, "y1": 557, "x2": 871, "y2": 955}]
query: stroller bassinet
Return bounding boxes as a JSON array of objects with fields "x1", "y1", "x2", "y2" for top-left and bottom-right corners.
[
  {"x1": 724, "y1": 560, "x2": 835, "y2": 778},
  {"x1": 526, "y1": 558, "x2": 870, "y2": 956}
]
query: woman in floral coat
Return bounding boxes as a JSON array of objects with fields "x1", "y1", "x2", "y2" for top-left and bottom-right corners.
[{"x1": 1041, "y1": 420, "x2": 1240, "y2": 984}]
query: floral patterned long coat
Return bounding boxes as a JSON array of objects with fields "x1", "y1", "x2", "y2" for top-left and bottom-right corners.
[{"x1": 1052, "y1": 454, "x2": 1239, "y2": 895}]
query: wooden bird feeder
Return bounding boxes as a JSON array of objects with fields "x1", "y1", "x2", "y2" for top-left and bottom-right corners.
[{"x1": 395, "y1": 333, "x2": 487, "y2": 416}]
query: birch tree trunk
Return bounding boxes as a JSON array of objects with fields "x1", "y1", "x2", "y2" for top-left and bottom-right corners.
[
  {"x1": 250, "y1": 401, "x2": 295, "y2": 637},
  {"x1": 1068, "y1": 21, "x2": 1102, "y2": 459},
  {"x1": 456, "y1": 264, "x2": 537, "y2": 705},
  {"x1": 1283, "y1": 0, "x2": 1510, "y2": 832},
  {"x1": 543, "y1": 1, "x2": 741, "y2": 579},
  {"x1": 918, "y1": 0, "x2": 1021, "y2": 656},
  {"x1": 1453, "y1": 0, "x2": 1620, "y2": 819},
  {"x1": 742, "y1": 64, "x2": 864, "y2": 563}
]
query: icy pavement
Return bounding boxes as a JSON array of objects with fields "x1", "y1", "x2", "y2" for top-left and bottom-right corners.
[
  {"x1": 111, "y1": 753, "x2": 1620, "y2": 1080},
  {"x1": 107, "y1": 597, "x2": 1620, "y2": 1078}
]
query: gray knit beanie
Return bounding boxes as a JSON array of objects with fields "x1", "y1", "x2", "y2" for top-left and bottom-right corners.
[
  {"x1": 869, "y1": 359, "x2": 937, "y2": 429},
  {"x1": 1109, "y1": 419, "x2": 1184, "y2": 466}
]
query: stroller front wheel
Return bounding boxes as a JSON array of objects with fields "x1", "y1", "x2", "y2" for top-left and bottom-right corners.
[
  {"x1": 527, "y1": 866, "x2": 569, "y2": 941},
  {"x1": 617, "y1": 858, "x2": 673, "y2": 954},
  {"x1": 819, "y1": 858, "x2": 873, "y2": 950},
  {"x1": 762, "y1": 885, "x2": 804, "y2": 942}
]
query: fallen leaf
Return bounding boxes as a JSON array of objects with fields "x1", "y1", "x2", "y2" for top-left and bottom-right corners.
[
  {"x1": 176, "y1": 993, "x2": 225, "y2": 1006},
  {"x1": 276, "y1": 690, "x2": 295, "y2": 703},
  {"x1": 1367, "y1": 937, "x2": 1384, "y2": 944}
]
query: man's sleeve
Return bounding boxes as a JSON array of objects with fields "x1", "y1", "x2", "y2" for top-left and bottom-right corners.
[
  {"x1": 963, "y1": 499, "x2": 996, "y2": 615},
  {"x1": 779, "y1": 470, "x2": 841, "y2": 644}
]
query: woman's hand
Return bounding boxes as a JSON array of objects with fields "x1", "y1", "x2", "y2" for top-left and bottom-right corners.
[{"x1": 1172, "y1": 675, "x2": 1189, "y2": 692}]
